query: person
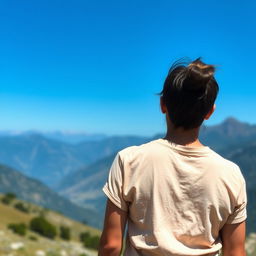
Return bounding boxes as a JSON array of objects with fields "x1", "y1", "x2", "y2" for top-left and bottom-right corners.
[{"x1": 98, "y1": 58, "x2": 247, "y2": 256}]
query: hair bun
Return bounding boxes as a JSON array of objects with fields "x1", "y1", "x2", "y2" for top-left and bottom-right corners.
[{"x1": 183, "y1": 58, "x2": 215, "y2": 91}]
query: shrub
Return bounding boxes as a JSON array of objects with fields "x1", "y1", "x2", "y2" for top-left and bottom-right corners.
[
  {"x1": 14, "y1": 202, "x2": 29, "y2": 213},
  {"x1": 2, "y1": 197, "x2": 11, "y2": 205},
  {"x1": 5, "y1": 192, "x2": 16, "y2": 200},
  {"x1": 1, "y1": 192, "x2": 16, "y2": 205},
  {"x1": 30, "y1": 217, "x2": 57, "y2": 239},
  {"x1": 85, "y1": 235, "x2": 100, "y2": 250},
  {"x1": 60, "y1": 226, "x2": 71, "y2": 240},
  {"x1": 80, "y1": 231, "x2": 100, "y2": 250},
  {"x1": 8, "y1": 223, "x2": 27, "y2": 236},
  {"x1": 80, "y1": 231, "x2": 90, "y2": 242},
  {"x1": 28, "y1": 235, "x2": 38, "y2": 241}
]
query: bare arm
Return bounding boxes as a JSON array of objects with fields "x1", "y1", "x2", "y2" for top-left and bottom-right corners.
[
  {"x1": 98, "y1": 199, "x2": 127, "y2": 256},
  {"x1": 220, "y1": 221, "x2": 246, "y2": 256}
]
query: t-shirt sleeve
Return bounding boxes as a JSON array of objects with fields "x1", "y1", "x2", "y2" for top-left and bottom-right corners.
[
  {"x1": 226, "y1": 178, "x2": 247, "y2": 224},
  {"x1": 102, "y1": 153, "x2": 128, "y2": 212}
]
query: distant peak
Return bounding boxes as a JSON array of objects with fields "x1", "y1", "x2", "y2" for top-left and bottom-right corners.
[
  {"x1": 217, "y1": 117, "x2": 254, "y2": 137},
  {"x1": 24, "y1": 133, "x2": 46, "y2": 140},
  {"x1": 222, "y1": 117, "x2": 241, "y2": 125}
]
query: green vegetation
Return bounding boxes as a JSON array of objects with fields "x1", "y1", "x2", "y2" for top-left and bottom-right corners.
[
  {"x1": 0, "y1": 192, "x2": 101, "y2": 256},
  {"x1": 30, "y1": 216, "x2": 57, "y2": 239},
  {"x1": 8, "y1": 222, "x2": 27, "y2": 236},
  {"x1": 46, "y1": 252, "x2": 60, "y2": 256},
  {"x1": 1, "y1": 192, "x2": 16, "y2": 205},
  {"x1": 14, "y1": 202, "x2": 30, "y2": 213},
  {"x1": 60, "y1": 225, "x2": 71, "y2": 240},
  {"x1": 80, "y1": 231, "x2": 90, "y2": 242},
  {"x1": 80, "y1": 231, "x2": 100, "y2": 250},
  {"x1": 28, "y1": 235, "x2": 38, "y2": 241}
]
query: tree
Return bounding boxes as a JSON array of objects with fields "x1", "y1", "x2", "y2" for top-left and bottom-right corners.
[
  {"x1": 30, "y1": 217, "x2": 57, "y2": 239},
  {"x1": 60, "y1": 226, "x2": 71, "y2": 240},
  {"x1": 14, "y1": 202, "x2": 29, "y2": 213},
  {"x1": 1, "y1": 192, "x2": 16, "y2": 205},
  {"x1": 8, "y1": 223, "x2": 27, "y2": 236},
  {"x1": 80, "y1": 231, "x2": 90, "y2": 242},
  {"x1": 80, "y1": 231, "x2": 100, "y2": 250},
  {"x1": 5, "y1": 192, "x2": 16, "y2": 200},
  {"x1": 86, "y1": 235, "x2": 100, "y2": 250}
]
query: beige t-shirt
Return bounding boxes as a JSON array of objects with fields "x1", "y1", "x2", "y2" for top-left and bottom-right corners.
[{"x1": 103, "y1": 139, "x2": 247, "y2": 256}]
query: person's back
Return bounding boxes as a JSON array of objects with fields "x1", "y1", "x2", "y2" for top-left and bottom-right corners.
[{"x1": 99, "y1": 58, "x2": 247, "y2": 256}]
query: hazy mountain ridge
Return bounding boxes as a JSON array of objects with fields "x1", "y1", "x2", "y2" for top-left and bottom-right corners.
[
  {"x1": 0, "y1": 130, "x2": 107, "y2": 144},
  {"x1": 57, "y1": 155, "x2": 115, "y2": 213},
  {"x1": 200, "y1": 117, "x2": 256, "y2": 150},
  {"x1": 1, "y1": 117, "x2": 256, "y2": 231},
  {"x1": 1, "y1": 117, "x2": 256, "y2": 188},
  {"x1": 0, "y1": 134, "x2": 83, "y2": 187},
  {"x1": 0, "y1": 133, "x2": 147, "y2": 187}
]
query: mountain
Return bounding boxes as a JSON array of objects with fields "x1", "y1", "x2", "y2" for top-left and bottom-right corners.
[
  {"x1": 0, "y1": 163, "x2": 100, "y2": 228},
  {"x1": 42, "y1": 131, "x2": 107, "y2": 144},
  {"x1": 57, "y1": 155, "x2": 115, "y2": 214},
  {"x1": 0, "y1": 134, "x2": 84, "y2": 187},
  {"x1": 75, "y1": 135, "x2": 148, "y2": 163},
  {"x1": 0, "y1": 130, "x2": 107, "y2": 144},
  {"x1": 1, "y1": 117, "x2": 256, "y2": 188},
  {"x1": 0, "y1": 134, "x2": 147, "y2": 187},
  {"x1": 200, "y1": 117, "x2": 256, "y2": 150}
]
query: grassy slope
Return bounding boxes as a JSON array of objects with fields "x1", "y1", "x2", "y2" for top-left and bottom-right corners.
[{"x1": 0, "y1": 194, "x2": 100, "y2": 256}]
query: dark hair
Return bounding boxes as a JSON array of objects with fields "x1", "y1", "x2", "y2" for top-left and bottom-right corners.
[{"x1": 160, "y1": 58, "x2": 219, "y2": 129}]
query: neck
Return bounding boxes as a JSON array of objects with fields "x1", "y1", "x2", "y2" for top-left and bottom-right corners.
[{"x1": 164, "y1": 124, "x2": 203, "y2": 147}]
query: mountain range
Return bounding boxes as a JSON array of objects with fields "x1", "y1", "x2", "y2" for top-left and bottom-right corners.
[
  {"x1": 0, "y1": 130, "x2": 107, "y2": 144},
  {"x1": 0, "y1": 117, "x2": 256, "y2": 231},
  {"x1": 0, "y1": 133, "x2": 147, "y2": 187}
]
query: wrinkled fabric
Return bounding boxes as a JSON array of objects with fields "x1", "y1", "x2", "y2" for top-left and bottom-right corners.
[{"x1": 103, "y1": 139, "x2": 247, "y2": 256}]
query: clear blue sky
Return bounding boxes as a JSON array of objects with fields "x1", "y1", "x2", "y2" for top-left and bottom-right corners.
[{"x1": 0, "y1": 0, "x2": 255, "y2": 135}]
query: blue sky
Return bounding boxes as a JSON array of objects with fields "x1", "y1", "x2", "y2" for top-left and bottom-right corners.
[{"x1": 0, "y1": 0, "x2": 255, "y2": 135}]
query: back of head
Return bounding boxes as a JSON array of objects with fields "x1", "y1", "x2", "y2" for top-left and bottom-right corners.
[{"x1": 160, "y1": 58, "x2": 219, "y2": 129}]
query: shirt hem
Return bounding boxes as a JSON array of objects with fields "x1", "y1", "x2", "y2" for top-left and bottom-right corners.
[{"x1": 226, "y1": 215, "x2": 247, "y2": 224}]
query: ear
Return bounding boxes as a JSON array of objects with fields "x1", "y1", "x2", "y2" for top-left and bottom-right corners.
[
  {"x1": 160, "y1": 97, "x2": 167, "y2": 113},
  {"x1": 205, "y1": 104, "x2": 216, "y2": 120}
]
